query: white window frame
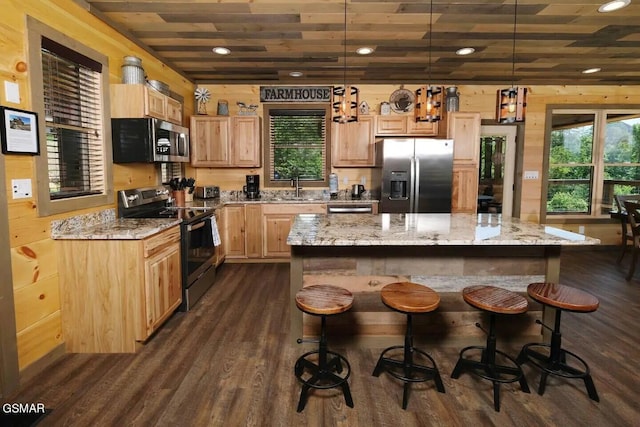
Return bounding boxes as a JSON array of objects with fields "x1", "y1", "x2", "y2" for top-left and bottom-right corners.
[{"x1": 27, "y1": 17, "x2": 113, "y2": 216}]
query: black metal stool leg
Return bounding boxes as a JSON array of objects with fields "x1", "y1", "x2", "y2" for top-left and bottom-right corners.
[
  {"x1": 373, "y1": 313, "x2": 444, "y2": 409},
  {"x1": 450, "y1": 314, "x2": 528, "y2": 412},
  {"x1": 295, "y1": 314, "x2": 353, "y2": 412},
  {"x1": 518, "y1": 308, "x2": 599, "y2": 402}
]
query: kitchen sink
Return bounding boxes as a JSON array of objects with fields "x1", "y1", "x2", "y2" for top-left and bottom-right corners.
[{"x1": 271, "y1": 196, "x2": 322, "y2": 202}]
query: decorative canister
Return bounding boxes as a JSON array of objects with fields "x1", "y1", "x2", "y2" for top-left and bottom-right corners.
[
  {"x1": 380, "y1": 101, "x2": 391, "y2": 115},
  {"x1": 121, "y1": 56, "x2": 145, "y2": 84},
  {"x1": 217, "y1": 99, "x2": 229, "y2": 116},
  {"x1": 445, "y1": 86, "x2": 460, "y2": 112}
]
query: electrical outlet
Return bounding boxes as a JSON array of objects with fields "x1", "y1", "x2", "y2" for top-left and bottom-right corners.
[
  {"x1": 524, "y1": 170, "x2": 539, "y2": 180},
  {"x1": 12, "y1": 178, "x2": 32, "y2": 199},
  {"x1": 578, "y1": 225, "x2": 585, "y2": 234}
]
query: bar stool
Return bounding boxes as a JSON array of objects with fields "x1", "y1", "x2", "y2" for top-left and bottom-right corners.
[
  {"x1": 451, "y1": 285, "x2": 530, "y2": 412},
  {"x1": 294, "y1": 284, "x2": 354, "y2": 412},
  {"x1": 516, "y1": 282, "x2": 600, "y2": 402},
  {"x1": 372, "y1": 282, "x2": 445, "y2": 409}
]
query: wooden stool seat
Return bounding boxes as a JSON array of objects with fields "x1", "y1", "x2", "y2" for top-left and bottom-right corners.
[
  {"x1": 294, "y1": 284, "x2": 354, "y2": 412},
  {"x1": 517, "y1": 282, "x2": 600, "y2": 402},
  {"x1": 380, "y1": 282, "x2": 440, "y2": 313},
  {"x1": 451, "y1": 285, "x2": 530, "y2": 412},
  {"x1": 295, "y1": 284, "x2": 353, "y2": 315},
  {"x1": 373, "y1": 282, "x2": 445, "y2": 410},
  {"x1": 527, "y1": 282, "x2": 599, "y2": 312},
  {"x1": 462, "y1": 285, "x2": 528, "y2": 315}
]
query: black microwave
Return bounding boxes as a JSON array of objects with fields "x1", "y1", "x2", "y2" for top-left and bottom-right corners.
[{"x1": 112, "y1": 118, "x2": 190, "y2": 163}]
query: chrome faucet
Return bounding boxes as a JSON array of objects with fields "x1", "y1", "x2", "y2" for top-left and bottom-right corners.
[{"x1": 291, "y1": 176, "x2": 302, "y2": 198}]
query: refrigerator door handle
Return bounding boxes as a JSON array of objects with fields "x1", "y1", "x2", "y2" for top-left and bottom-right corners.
[
  {"x1": 410, "y1": 156, "x2": 416, "y2": 212},
  {"x1": 414, "y1": 157, "x2": 420, "y2": 213}
]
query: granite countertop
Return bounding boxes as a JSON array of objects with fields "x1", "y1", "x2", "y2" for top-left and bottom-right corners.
[
  {"x1": 52, "y1": 218, "x2": 181, "y2": 240},
  {"x1": 287, "y1": 213, "x2": 601, "y2": 247}
]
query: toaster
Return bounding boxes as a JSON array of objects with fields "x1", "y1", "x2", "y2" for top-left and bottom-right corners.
[{"x1": 194, "y1": 186, "x2": 220, "y2": 199}]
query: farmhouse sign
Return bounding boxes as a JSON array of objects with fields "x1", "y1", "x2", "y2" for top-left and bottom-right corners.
[{"x1": 260, "y1": 86, "x2": 332, "y2": 103}]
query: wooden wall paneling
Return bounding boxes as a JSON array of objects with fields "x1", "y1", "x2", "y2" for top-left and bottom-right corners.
[
  {"x1": 15, "y1": 312, "x2": 62, "y2": 370},
  {"x1": 12, "y1": 275, "x2": 60, "y2": 332},
  {"x1": 1, "y1": 147, "x2": 20, "y2": 396},
  {"x1": 10, "y1": 239, "x2": 57, "y2": 289},
  {"x1": 2, "y1": 0, "x2": 194, "y2": 373}
]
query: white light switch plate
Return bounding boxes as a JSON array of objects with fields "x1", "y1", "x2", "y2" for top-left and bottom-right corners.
[
  {"x1": 12, "y1": 178, "x2": 32, "y2": 199},
  {"x1": 524, "y1": 170, "x2": 539, "y2": 180}
]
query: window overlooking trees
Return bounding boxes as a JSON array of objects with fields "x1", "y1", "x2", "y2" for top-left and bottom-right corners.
[
  {"x1": 264, "y1": 105, "x2": 330, "y2": 187},
  {"x1": 546, "y1": 108, "x2": 640, "y2": 216},
  {"x1": 28, "y1": 17, "x2": 113, "y2": 216}
]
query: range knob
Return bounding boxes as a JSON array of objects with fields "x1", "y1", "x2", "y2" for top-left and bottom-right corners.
[
  {"x1": 126, "y1": 194, "x2": 139, "y2": 202},
  {"x1": 156, "y1": 189, "x2": 169, "y2": 196}
]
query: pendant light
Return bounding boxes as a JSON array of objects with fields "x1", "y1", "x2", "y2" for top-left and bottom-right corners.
[
  {"x1": 415, "y1": 0, "x2": 442, "y2": 123},
  {"x1": 332, "y1": 0, "x2": 359, "y2": 123},
  {"x1": 497, "y1": 0, "x2": 527, "y2": 123}
]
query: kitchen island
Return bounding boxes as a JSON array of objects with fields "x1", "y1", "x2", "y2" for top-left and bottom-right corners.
[{"x1": 288, "y1": 213, "x2": 600, "y2": 347}]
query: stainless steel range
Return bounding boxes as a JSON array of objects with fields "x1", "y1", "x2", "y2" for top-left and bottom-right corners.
[{"x1": 118, "y1": 186, "x2": 218, "y2": 311}]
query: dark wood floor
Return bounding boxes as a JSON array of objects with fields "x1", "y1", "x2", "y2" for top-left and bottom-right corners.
[{"x1": 3, "y1": 249, "x2": 639, "y2": 426}]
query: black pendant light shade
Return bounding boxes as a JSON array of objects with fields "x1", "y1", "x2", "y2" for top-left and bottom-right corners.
[
  {"x1": 497, "y1": 0, "x2": 527, "y2": 123},
  {"x1": 415, "y1": 0, "x2": 442, "y2": 123},
  {"x1": 332, "y1": 0, "x2": 359, "y2": 124}
]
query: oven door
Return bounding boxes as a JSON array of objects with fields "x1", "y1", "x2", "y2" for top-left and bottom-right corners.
[{"x1": 181, "y1": 213, "x2": 217, "y2": 310}]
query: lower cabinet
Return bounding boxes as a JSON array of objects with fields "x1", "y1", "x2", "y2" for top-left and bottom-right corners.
[
  {"x1": 57, "y1": 226, "x2": 182, "y2": 353},
  {"x1": 452, "y1": 164, "x2": 479, "y2": 213},
  {"x1": 224, "y1": 204, "x2": 262, "y2": 259},
  {"x1": 262, "y1": 204, "x2": 326, "y2": 258}
]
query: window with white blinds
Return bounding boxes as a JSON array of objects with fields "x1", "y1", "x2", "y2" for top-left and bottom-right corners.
[
  {"x1": 265, "y1": 106, "x2": 330, "y2": 186},
  {"x1": 41, "y1": 37, "x2": 104, "y2": 200}
]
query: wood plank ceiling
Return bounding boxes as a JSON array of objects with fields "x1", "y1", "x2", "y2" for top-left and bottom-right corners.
[{"x1": 83, "y1": 0, "x2": 640, "y2": 85}]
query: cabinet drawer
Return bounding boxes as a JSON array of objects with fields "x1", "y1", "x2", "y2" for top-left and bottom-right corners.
[
  {"x1": 144, "y1": 226, "x2": 180, "y2": 257},
  {"x1": 262, "y1": 203, "x2": 327, "y2": 215}
]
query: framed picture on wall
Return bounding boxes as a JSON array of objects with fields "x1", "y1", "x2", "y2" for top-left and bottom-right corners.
[{"x1": 0, "y1": 106, "x2": 40, "y2": 155}]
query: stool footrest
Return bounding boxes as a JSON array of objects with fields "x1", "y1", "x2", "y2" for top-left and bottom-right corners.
[
  {"x1": 373, "y1": 345, "x2": 445, "y2": 386},
  {"x1": 451, "y1": 345, "x2": 530, "y2": 412},
  {"x1": 452, "y1": 346, "x2": 529, "y2": 385},
  {"x1": 295, "y1": 349, "x2": 354, "y2": 412},
  {"x1": 517, "y1": 343, "x2": 599, "y2": 402}
]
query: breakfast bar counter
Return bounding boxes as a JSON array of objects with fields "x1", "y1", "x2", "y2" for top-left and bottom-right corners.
[{"x1": 288, "y1": 213, "x2": 600, "y2": 347}]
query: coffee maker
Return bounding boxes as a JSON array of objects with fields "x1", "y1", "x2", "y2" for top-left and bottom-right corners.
[{"x1": 244, "y1": 174, "x2": 260, "y2": 199}]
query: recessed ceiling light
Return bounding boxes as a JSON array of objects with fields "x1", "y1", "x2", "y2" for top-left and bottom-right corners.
[
  {"x1": 456, "y1": 47, "x2": 475, "y2": 56},
  {"x1": 356, "y1": 47, "x2": 374, "y2": 55},
  {"x1": 212, "y1": 47, "x2": 231, "y2": 55},
  {"x1": 582, "y1": 67, "x2": 602, "y2": 74},
  {"x1": 289, "y1": 71, "x2": 304, "y2": 77},
  {"x1": 598, "y1": 0, "x2": 630, "y2": 12}
]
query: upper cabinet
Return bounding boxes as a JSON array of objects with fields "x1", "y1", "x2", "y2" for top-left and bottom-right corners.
[
  {"x1": 448, "y1": 112, "x2": 481, "y2": 164},
  {"x1": 331, "y1": 115, "x2": 375, "y2": 167},
  {"x1": 190, "y1": 115, "x2": 261, "y2": 167},
  {"x1": 376, "y1": 115, "x2": 438, "y2": 136},
  {"x1": 111, "y1": 84, "x2": 183, "y2": 125}
]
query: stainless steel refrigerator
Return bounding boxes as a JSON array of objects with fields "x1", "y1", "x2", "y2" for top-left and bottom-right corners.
[{"x1": 378, "y1": 138, "x2": 454, "y2": 213}]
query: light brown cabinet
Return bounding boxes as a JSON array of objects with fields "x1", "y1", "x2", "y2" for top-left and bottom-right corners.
[
  {"x1": 331, "y1": 115, "x2": 376, "y2": 167},
  {"x1": 190, "y1": 116, "x2": 261, "y2": 167},
  {"x1": 451, "y1": 165, "x2": 480, "y2": 213},
  {"x1": 448, "y1": 112, "x2": 481, "y2": 164},
  {"x1": 224, "y1": 204, "x2": 263, "y2": 259},
  {"x1": 57, "y1": 226, "x2": 182, "y2": 353},
  {"x1": 376, "y1": 115, "x2": 438, "y2": 136},
  {"x1": 448, "y1": 112, "x2": 481, "y2": 213},
  {"x1": 262, "y1": 204, "x2": 326, "y2": 258},
  {"x1": 111, "y1": 84, "x2": 183, "y2": 125},
  {"x1": 143, "y1": 229, "x2": 183, "y2": 335}
]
